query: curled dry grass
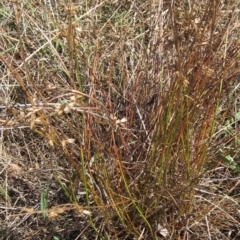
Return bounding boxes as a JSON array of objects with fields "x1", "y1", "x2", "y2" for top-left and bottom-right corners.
[{"x1": 0, "y1": 0, "x2": 240, "y2": 239}]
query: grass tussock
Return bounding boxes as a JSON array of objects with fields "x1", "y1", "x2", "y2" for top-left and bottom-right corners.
[{"x1": 1, "y1": 0, "x2": 240, "y2": 239}]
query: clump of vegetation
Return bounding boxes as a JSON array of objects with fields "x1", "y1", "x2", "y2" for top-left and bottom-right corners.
[{"x1": 1, "y1": 0, "x2": 240, "y2": 239}]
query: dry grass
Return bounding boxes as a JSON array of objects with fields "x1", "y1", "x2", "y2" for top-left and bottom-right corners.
[{"x1": 1, "y1": 0, "x2": 240, "y2": 239}]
